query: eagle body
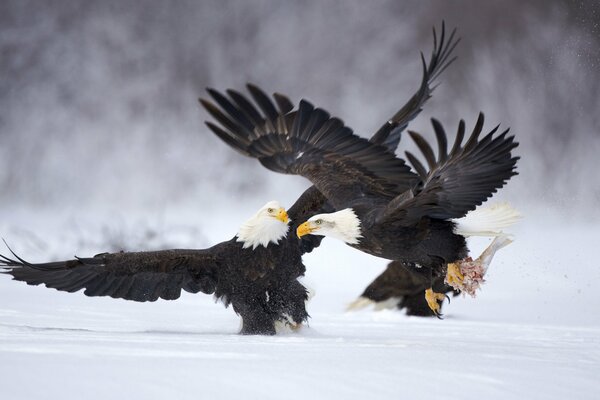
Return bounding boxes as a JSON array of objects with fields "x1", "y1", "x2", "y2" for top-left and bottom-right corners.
[
  {"x1": 1, "y1": 194, "x2": 329, "y2": 335},
  {"x1": 348, "y1": 213, "x2": 468, "y2": 277}
]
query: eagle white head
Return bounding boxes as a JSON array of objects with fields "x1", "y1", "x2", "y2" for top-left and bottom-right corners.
[
  {"x1": 237, "y1": 201, "x2": 290, "y2": 249},
  {"x1": 296, "y1": 208, "x2": 362, "y2": 245}
]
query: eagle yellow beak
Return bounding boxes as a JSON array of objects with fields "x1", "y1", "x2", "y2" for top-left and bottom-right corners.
[
  {"x1": 296, "y1": 221, "x2": 316, "y2": 238},
  {"x1": 277, "y1": 208, "x2": 289, "y2": 224}
]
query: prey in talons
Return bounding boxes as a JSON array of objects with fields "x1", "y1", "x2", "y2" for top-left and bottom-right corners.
[{"x1": 445, "y1": 235, "x2": 514, "y2": 297}]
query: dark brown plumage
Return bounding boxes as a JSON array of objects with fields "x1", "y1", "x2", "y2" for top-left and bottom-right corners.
[
  {"x1": 1, "y1": 186, "x2": 330, "y2": 335},
  {"x1": 202, "y1": 34, "x2": 518, "y2": 316},
  {"x1": 0, "y1": 24, "x2": 460, "y2": 331},
  {"x1": 356, "y1": 261, "x2": 457, "y2": 316},
  {"x1": 202, "y1": 23, "x2": 460, "y2": 315}
]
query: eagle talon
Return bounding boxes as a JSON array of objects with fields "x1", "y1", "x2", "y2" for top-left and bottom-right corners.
[
  {"x1": 445, "y1": 262, "x2": 464, "y2": 290},
  {"x1": 425, "y1": 288, "x2": 447, "y2": 317}
]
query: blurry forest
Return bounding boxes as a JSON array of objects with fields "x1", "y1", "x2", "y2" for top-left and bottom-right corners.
[{"x1": 1, "y1": 0, "x2": 599, "y2": 221}]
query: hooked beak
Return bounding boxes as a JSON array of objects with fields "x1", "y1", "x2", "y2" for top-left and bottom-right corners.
[
  {"x1": 276, "y1": 208, "x2": 289, "y2": 224},
  {"x1": 296, "y1": 221, "x2": 316, "y2": 238}
]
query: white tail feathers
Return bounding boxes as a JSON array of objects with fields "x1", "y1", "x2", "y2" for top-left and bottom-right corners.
[
  {"x1": 346, "y1": 296, "x2": 401, "y2": 312},
  {"x1": 346, "y1": 296, "x2": 375, "y2": 311},
  {"x1": 453, "y1": 203, "x2": 522, "y2": 237}
]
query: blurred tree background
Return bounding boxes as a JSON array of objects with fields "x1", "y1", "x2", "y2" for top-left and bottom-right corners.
[{"x1": 1, "y1": 0, "x2": 598, "y2": 218}]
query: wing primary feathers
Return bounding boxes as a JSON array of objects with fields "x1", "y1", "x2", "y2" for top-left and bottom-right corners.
[
  {"x1": 430, "y1": 23, "x2": 460, "y2": 82},
  {"x1": 0, "y1": 252, "x2": 18, "y2": 266},
  {"x1": 432, "y1": 24, "x2": 438, "y2": 61},
  {"x1": 389, "y1": 114, "x2": 520, "y2": 221},
  {"x1": 405, "y1": 151, "x2": 428, "y2": 179},
  {"x1": 310, "y1": 117, "x2": 342, "y2": 144},
  {"x1": 61, "y1": 271, "x2": 97, "y2": 293},
  {"x1": 83, "y1": 275, "x2": 113, "y2": 297},
  {"x1": 225, "y1": 89, "x2": 267, "y2": 137},
  {"x1": 450, "y1": 119, "x2": 466, "y2": 156},
  {"x1": 487, "y1": 124, "x2": 501, "y2": 136},
  {"x1": 205, "y1": 122, "x2": 252, "y2": 156},
  {"x1": 292, "y1": 100, "x2": 314, "y2": 141},
  {"x1": 2, "y1": 240, "x2": 31, "y2": 266},
  {"x1": 246, "y1": 83, "x2": 279, "y2": 126},
  {"x1": 408, "y1": 130, "x2": 436, "y2": 170},
  {"x1": 200, "y1": 99, "x2": 250, "y2": 140},
  {"x1": 273, "y1": 92, "x2": 294, "y2": 114},
  {"x1": 207, "y1": 89, "x2": 256, "y2": 136},
  {"x1": 431, "y1": 118, "x2": 448, "y2": 163},
  {"x1": 107, "y1": 277, "x2": 129, "y2": 298},
  {"x1": 205, "y1": 81, "x2": 420, "y2": 204},
  {"x1": 370, "y1": 21, "x2": 460, "y2": 152},
  {"x1": 464, "y1": 112, "x2": 485, "y2": 152}
]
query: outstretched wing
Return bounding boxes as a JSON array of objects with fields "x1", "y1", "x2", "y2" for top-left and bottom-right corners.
[
  {"x1": 201, "y1": 85, "x2": 419, "y2": 209},
  {"x1": 0, "y1": 247, "x2": 219, "y2": 302},
  {"x1": 380, "y1": 113, "x2": 519, "y2": 223},
  {"x1": 370, "y1": 21, "x2": 459, "y2": 151}
]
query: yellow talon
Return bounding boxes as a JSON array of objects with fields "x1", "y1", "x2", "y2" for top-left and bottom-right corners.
[
  {"x1": 425, "y1": 288, "x2": 446, "y2": 316},
  {"x1": 446, "y1": 262, "x2": 464, "y2": 289}
]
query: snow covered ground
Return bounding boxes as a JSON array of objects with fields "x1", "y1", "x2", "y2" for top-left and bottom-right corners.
[
  {"x1": 1, "y1": 206, "x2": 599, "y2": 400},
  {"x1": 2, "y1": 2, "x2": 598, "y2": 398}
]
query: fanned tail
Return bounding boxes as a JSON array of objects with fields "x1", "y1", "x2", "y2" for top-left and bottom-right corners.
[{"x1": 453, "y1": 203, "x2": 521, "y2": 237}]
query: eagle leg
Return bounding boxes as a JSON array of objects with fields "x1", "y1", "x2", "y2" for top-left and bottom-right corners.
[
  {"x1": 445, "y1": 262, "x2": 464, "y2": 289},
  {"x1": 239, "y1": 312, "x2": 277, "y2": 335},
  {"x1": 424, "y1": 288, "x2": 446, "y2": 319},
  {"x1": 234, "y1": 299, "x2": 277, "y2": 335}
]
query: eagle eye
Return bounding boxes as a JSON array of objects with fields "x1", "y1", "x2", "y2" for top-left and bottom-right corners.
[
  {"x1": 315, "y1": 219, "x2": 322, "y2": 225},
  {"x1": 267, "y1": 208, "x2": 274, "y2": 213}
]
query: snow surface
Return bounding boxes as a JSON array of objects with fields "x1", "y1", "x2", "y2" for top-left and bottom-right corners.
[{"x1": 1, "y1": 207, "x2": 599, "y2": 400}]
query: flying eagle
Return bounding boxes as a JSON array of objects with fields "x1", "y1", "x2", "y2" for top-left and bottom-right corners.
[
  {"x1": 202, "y1": 23, "x2": 461, "y2": 316},
  {"x1": 202, "y1": 59, "x2": 519, "y2": 316},
  {"x1": 0, "y1": 198, "x2": 328, "y2": 335}
]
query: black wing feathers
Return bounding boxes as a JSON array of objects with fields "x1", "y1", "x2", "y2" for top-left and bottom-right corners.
[
  {"x1": 200, "y1": 24, "x2": 460, "y2": 204},
  {"x1": 273, "y1": 92, "x2": 294, "y2": 114},
  {"x1": 1, "y1": 249, "x2": 219, "y2": 302},
  {"x1": 370, "y1": 22, "x2": 459, "y2": 152},
  {"x1": 385, "y1": 113, "x2": 519, "y2": 222},
  {"x1": 202, "y1": 84, "x2": 419, "y2": 207},
  {"x1": 247, "y1": 83, "x2": 280, "y2": 124}
]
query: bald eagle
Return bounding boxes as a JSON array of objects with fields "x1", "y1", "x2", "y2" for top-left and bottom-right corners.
[
  {"x1": 0, "y1": 198, "x2": 329, "y2": 335},
  {"x1": 202, "y1": 76, "x2": 519, "y2": 317},
  {"x1": 202, "y1": 23, "x2": 461, "y2": 316}
]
